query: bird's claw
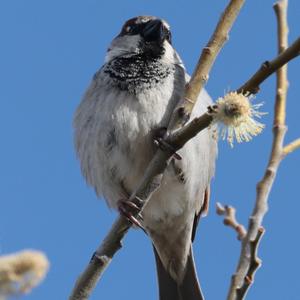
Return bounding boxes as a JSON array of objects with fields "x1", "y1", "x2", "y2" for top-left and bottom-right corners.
[
  {"x1": 118, "y1": 199, "x2": 144, "y2": 229},
  {"x1": 153, "y1": 128, "x2": 182, "y2": 160}
]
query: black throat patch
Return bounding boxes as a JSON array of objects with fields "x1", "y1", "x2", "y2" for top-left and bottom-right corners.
[{"x1": 102, "y1": 53, "x2": 175, "y2": 94}]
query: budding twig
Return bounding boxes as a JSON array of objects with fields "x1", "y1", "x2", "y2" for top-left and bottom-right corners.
[
  {"x1": 227, "y1": 1, "x2": 292, "y2": 299},
  {"x1": 171, "y1": 0, "x2": 246, "y2": 128},
  {"x1": 273, "y1": 0, "x2": 289, "y2": 126},
  {"x1": 236, "y1": 228, "x2": 264, "y2": 299},
  {"x1": 237, "y1": 36, "x2": 299, "y2": 95},
  {"x1": 283, "y1": 138, "x2": 300, "y2": 155},
  {"x1": 216, "y1": 203, "x2": 247, "y2": 240}
]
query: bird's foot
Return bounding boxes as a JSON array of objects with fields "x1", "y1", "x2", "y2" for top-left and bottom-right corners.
[
  {"x1": 118, "y1": 199, "x2": 144, "y2": 229},
  {"x1": 153, "y1": 127, "x2": 182, "y2": 160}
]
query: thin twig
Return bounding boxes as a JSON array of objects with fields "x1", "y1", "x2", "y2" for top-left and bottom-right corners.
[
  {"x1": 216, "y1": 203, "x2": 247, "y2": 240},
  {"x1": 227, "y1": 1, "x2": 289, "y2": 299},
  {"x1": 237, "y1": 37, "x2": 299, "y2": 95},
  {"x1": 236, "y1": 228, "x2": 264, "y2": 299},
  {"x1": 283, "y1": 138, "x2": 300, "y2": 155},
  {"x1": 274, "y1": 0, "x2": 289, "y2": 126},
  {"x1": 170, "y1": 0, "x2": 246, "y2": 129},
  {"x1": 69, "y1": 2, "x2": 247, "y2": 299}
]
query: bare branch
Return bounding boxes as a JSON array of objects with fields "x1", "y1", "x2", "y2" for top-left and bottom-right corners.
[
  {"x1": 274, "y1": 0, "x2": 289, "y2": 126},
  {"x1": 171, "y1": 0, "x2": 246, "y2": 127},
  {"x1": 236, "y1": 228, "x2": 264, "y2": 300},
  {"x1": 237, "y1": 37, "x2": 299, "y2": 96},
  {"x1": 283, "y1": 138, "x2": 300, "y2": 155},
  {"x1": 216, "y1": 202, "x2": 247, "y2": 240},
  {"x1": 227, "y1": 1, "x2": 289, "y2": 299}
]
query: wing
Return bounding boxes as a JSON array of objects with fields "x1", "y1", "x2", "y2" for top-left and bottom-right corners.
[
  {"x1": 73, "y1": 74, "x2": 128, "y2": 207},
  {"x1": 191, "y1": 186, "x2": 210, "y2": 241},
  {"x1": 177, "y1": 80, "x2": 218, "y2": 241}
]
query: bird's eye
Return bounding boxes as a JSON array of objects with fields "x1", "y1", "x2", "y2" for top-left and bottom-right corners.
[
  {"x1": 125, "y1": 26, "x2": 132, "y2": 33},
  {"x1": 120, "y1": 23, "x2": 139, "y2": 36},
  {"x1": 165, "y1": 30, "x2": 172, "y2": 44}
]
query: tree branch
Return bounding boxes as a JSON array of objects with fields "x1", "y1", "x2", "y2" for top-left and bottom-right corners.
[
  {"x1": 227, "y1": 1, "x2": 290, "y2": 299},
  {"x1": 283, "y1": 138, "x2": 300, "y2": 155},
  {"x1": 170, "y1": 0, "x2": 246, "y2": 129},
  {"x1": 237, "y1": 38, "x2": 300, "y2": 96},
  {"x1": 274, "y1": 0, "x2": 289, "y2": 125},
  {"x1": 216, "y1": 202, "x2": 247, "y2": 240},
  {"x1": 235, "y1": 228, "x2": 264, "y2": 299}
]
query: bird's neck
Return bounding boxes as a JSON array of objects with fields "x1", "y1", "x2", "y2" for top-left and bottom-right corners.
[{"x1": 103, "y1": 54, "x2": 175, "y2": 94}]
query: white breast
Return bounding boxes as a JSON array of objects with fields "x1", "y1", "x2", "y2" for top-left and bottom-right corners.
[{"x1": 74, "y1": 71, "x2": 181, "y2": 208}]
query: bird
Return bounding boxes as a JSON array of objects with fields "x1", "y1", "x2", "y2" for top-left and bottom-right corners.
[{"x1": 74, "y1": 16, "x2": 217, "y2": 300}]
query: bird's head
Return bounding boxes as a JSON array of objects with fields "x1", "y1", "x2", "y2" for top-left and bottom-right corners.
[{"x1": 105, "y1": 16, "x2": 180, "y2": 65}]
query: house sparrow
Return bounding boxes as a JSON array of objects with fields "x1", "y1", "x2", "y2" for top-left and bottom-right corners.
[{"x1": 74, "y1": 16, "x2": 217, "y2": 300}]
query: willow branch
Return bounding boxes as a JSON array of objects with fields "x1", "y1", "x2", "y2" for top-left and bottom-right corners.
[
  {"x1": 283, "y1": 138, "x2": 300, "y2": 155},
  {"x1": 169, "y1": 0, "x2": 245, "y2": 129},
  {"x1": 274, "y1": 0, "x2": 289, "y2": 126},
  {"x1": 237, "y1": 37, "x2": 299, "y2": 95},
  {"x1": 216, "y1": 202, "x2": 247, "y2": 240},
  {"x1": 236, "y1": 228, "x2": 264, "y2": 299},
  {"x1": 227, "y1": 1, "x2": 289, "y2": 299}
]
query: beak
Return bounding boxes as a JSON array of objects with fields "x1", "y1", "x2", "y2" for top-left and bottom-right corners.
[{"x1": 142, "y1": 19, "x2": 166, "y2": 43}]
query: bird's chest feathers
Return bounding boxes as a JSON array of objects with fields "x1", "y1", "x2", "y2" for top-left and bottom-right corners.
[
  {"x1": 102, "y1": 55, "x2": 175, "y2": 94},
  {"x1": 84, "y1": 59, "x2": 184, "y2": 192},
  {"x1": 90, "y1": 71, "x2": 177, "y2": 192},
  {"x1": 101, "y1": 79, "x2": 175, "y2": 144}
]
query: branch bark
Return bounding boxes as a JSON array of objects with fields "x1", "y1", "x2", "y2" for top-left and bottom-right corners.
[
  {"x1": 227, "y1": 1, "x2": 290, "y2": 299},
  {"x1": 235, "y1": 228, "x2": 264, "y2": 299},
  {"x1": 283, "y1": 138, "x2": 300, "y2": 155},
  {"x1": 170, "y1": 0, "x2": 246, "y2": 129},
  {"x1": 216, "y1": 202, "x2": 247, "y2": 240},
  {"x1": 237, "y1": 38, "x2": 300, "y2": 95}
]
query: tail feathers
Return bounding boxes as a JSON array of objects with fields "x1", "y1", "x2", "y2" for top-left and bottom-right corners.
[
  {"x1": 154, "y1": 246, "x2": 204, "y2": 300},
  {"x1": 178, "y1": 247, "x2": 204, "y2": 300}
]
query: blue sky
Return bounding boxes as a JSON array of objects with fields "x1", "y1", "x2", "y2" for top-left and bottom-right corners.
[{"x1": 0, "y1": 1, "x2": 299, "y2": 299}]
